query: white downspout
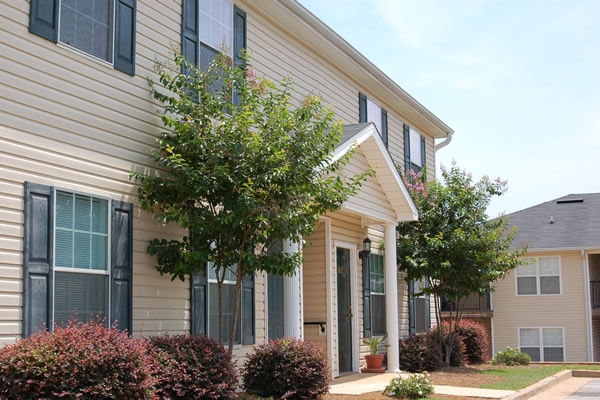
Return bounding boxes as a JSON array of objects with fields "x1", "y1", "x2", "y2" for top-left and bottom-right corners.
[
  {"x1": 583, "y1": 249, "x2": 593, "y2": 361},
  {"x1": 434, "y1": 131, "x2": 453, "y2": 152}
]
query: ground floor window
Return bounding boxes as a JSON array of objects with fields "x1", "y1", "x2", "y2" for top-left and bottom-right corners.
[
  {"x1": 54, "y1": 191, "x2": 109, "y2": 326},
  {"x1": 409, "y1": 278, "x2": 430, "y2": 334},
  {"x1": 370, "y1": 254, "x2": 386, "y2": 336},
  {"x1": 23, "y1": 182, "x2": 133, "y2": 337},
  {"x1": 519, "y1": 327, "x2": 564, "y2": 361}
]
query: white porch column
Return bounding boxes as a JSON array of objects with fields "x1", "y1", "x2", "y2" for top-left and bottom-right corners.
[
  {"x1": 384, "y1": 222, "x2": 400, "y2": 372},
  {"x1": 283, "y1": 239, "x2": 302, "y2": 338}
]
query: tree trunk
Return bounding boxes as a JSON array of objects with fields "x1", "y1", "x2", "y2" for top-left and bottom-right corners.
[{"x1": 227, "y1": 268, "x2": 244, "y2": 355}]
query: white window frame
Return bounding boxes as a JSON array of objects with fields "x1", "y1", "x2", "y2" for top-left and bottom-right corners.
[
  {"x1": 370, "y1": 253, "x2": 386, "y2": 337},
  {"x1": 410, "y1": 127, "x2": 423, "y2": 168},
  {"x1": 366, "y1": 97, "x2": 383, "y2": 135},
  {"x1": 57, "y1": 0, "x2": 116, "y2": 65},
  {"x1": 516, "y1": 256, "x2": 562, "y2": 296},
  {"x1": 52, "y1": 188, "x2": 111, "y2": 329},
  {"x1": 199, "y1": 0, "x2": 233, "y2": 57},
  {"x1": 518, "y1": 327, "x2": 565, "y2": 362}
]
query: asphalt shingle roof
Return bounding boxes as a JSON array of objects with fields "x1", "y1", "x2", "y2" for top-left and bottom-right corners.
[{"x1": 507, "y1": 193, "x2": 600, "y2": 250}]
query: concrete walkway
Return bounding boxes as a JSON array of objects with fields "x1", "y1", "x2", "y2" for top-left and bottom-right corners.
[
  {"x1": 329, "y1": 369, "x2": 600, "y2": 399},
  {"x1": 329, "y1": 372, "x2": 514, "y2": 398}
]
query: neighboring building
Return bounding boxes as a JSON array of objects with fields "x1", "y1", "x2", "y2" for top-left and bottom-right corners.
[
  {"x1": 491, "y1": 194, "x2": 600, "y2": 362},
  {"x1": 0, "y1": 0, "x2": 452, "y2": 377}
]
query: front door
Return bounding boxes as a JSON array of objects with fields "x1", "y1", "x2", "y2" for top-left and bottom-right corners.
[{"x1": 337, "y1": 247, "x2": 353, "y2": 373}]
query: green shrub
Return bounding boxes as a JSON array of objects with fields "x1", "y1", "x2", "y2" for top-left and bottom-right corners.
[
  {"x1": 149, "y1": 334, "x2": 237, "y2": 399},
  {"x1": 492, "y1": 347, "x2": 531, "y2": 366},
  {"x1": 384, "y1": 373, "x2": 435, "y2": 399},
  {"x1": 455, "y1": 319, "x2": 490, "y2": 364},
  {"x1": 242, "y1": 338, "x2": 329, "y2": 400},
  {"x1": 0, "y1": 319, "x2": 155, "y2": 400},
  {"x1": 399, "y1": 333, "x2": 440, "y2": 372}
]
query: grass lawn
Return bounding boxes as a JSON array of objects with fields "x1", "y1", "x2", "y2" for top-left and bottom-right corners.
[{"x1": 479, "y1": 364, "x2": 600, "y2": 390}]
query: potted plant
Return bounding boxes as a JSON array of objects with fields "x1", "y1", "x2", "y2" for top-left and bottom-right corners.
[{"x1": 362, "y1": 333, "x2": 389, "y2": 372}]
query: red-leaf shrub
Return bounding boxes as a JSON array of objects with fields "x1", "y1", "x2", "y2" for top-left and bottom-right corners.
[
  {"x1": 455, "y1": 319, "x2": 490, "y2": 364},
  {"x1": 242, "y1": 338, "x2": 330, "y2": 400},
  {"x1": 399, "y1": 333, "x2": 440, "y2": 372},
  {"x1": 148, "y1": 334, "x2": 237, "y2": 399},
  {"x1": 429, "y1": 323, "x2": 465, "y2": 367},
  {"x1": 0, "y1": 319, "x2": 155, "y2": 400}
]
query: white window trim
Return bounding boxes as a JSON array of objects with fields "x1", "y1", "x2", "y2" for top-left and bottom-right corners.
[
  {"x1": 57, "y1": 0, "x2": 117, "y2": 66},
  {"x1": 52, "y1": 188, "x2": 112, "y2": 329},
  {"x1": 370, "y1": 252, "x2": 386, "y2": 337},
  {"x1": 199, "y1": 0, "x2": 234, "y2": 57},
  {"x1": 515, "y1": 256, "x2": 562, "y2": 296},
  {"x1": 518, "y1": 327, "x2": 565, "y2": 362}
]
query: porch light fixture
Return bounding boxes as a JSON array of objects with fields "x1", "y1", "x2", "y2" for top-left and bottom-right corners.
[{"x1": 358, "y1": 237, "x2": 371, "y2": 259}]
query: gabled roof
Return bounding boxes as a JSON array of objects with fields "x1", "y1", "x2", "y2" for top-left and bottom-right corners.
[
  {"x1": 508, "y1": 193, "x2": 600, "y2": 251},
  {"x1": 333, "y1": 123, "x2": 418, "y2": 223}
]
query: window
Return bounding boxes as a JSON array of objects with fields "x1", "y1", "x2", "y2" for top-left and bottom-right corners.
[
  {"x1": 29, "y1": 0, "x2": 137, "y2": 75},
  {"x1": 191, "y1": 263, "x2": 255, "y2": 345},
  {"x1": 54, "y1": 191, "x2": 109, "y2": 326},
  {"x1": 409, "y1": 278, "x2": 430, "y2": 334},
  {"x1": 519, "y1": 327, "x2": 564, "y2": 362},
  {"x1": 359, "y1": 93, "x2": 388, "y2": 146},
  {"x1": 516, "y1": 257, "x2": 561, "y2": 295},
  {"x1": 23, "y1": 182, "x2": 133, "y2": 337},
  {"x1": 403, "y1": 124, "x2": 426, "y2": 173},
  {"x1": 208, "y1": 265, "x2": 241, "y2": 344},
  {"x1": 370, "y1": 254, "x2": 386, "y2": 336}
]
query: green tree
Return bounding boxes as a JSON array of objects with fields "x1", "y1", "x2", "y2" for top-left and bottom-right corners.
[
  {"x1": 131, "y1": 51, "x2": 370, "y2": 352},
  {"x1": 397, "y1": 165, "x2": 526, "y2": 366}
]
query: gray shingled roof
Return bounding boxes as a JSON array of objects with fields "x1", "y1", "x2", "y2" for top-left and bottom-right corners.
[
  {"x1": 338, "y1": 123, "x2": 372, "y2": 148},
  {"x1": 507, "y1": 193, "x2": 600, "y2": 250}
]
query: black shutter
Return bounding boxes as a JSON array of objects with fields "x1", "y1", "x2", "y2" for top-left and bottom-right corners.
[
  {"x1": 111, "y1": 201, "x2": 133, "y2": 334},
  {"x1": 420, "y1": 135, "x2": 426, "y2": 171},
  {"x1": 191, "y1": 269, "x2": 207, "y2": 336},
  {"x1": 408, "y1": 279, "x2": 415, "y2": 334},
  {"x1": 232, "y1": 6, "x2": 247, "y2": 107},
  {"x1": 181, "y1": 0, "x2": 199, "y2": 66},
  {"x1": 381, "y1": 108, "x2": 388, "y2": 147},
  {"x1": 114, "y1": 0, "x2": 136, "y2": 76},
  {"x1": 29, "y1": 0, "x2": 58, "y2": 42},
  {"x1": 403, "y1": 124, "x2": 411, "y2": 173},
  {"x1": 359, "y1": 93, "x2": 367, "y2": 123},
  {"x1": 241, "y1": 273, "x2": 254, "y2": 345},
  {"x1": 23, "y1": 182, "x2": 54, "y2": 337},
  {"x1": 362, "y1": 256, "x2": 371, "y2": 337}
]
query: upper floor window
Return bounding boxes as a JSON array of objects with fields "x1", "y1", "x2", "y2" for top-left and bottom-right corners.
[
  {"x1": 359, "y1": 93, "x2": 388, "y2": 146},
  {"x1": 200, "y1": 0, "x2": 233, "y2": 61},
  {"x1": 403, "y1": 124, "x2": 426, "y2": 173},
  {"x1": 29, "y1": 0, "x2": 137, "y2": 75},
  {"x1": 516, "y1": 256, "x2": 561, "y2": 296},
  {"x1": 59, "y1": 0, "x2": 114, "y2": 63}
]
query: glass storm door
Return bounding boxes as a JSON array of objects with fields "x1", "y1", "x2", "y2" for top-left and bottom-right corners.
[{"x1": 337, "y1": 247, "x2": 353, "y2": 373}]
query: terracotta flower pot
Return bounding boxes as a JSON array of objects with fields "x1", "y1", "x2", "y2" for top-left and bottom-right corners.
[{"x1": 362, "y1": 354, "x2": 385, "y2": 373}]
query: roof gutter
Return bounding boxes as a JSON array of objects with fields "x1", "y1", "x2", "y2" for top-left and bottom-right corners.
[{"x1": 435, "y1": 131, "x2": 453, "y2": 152}]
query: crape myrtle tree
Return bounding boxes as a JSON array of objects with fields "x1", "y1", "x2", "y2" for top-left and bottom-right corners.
[
  {"x1": 131, "y1": 50, "x2": 370, "y2": 353},
  {"x1": 397, "y1": 165, "x2": 526, "y2": 366}
]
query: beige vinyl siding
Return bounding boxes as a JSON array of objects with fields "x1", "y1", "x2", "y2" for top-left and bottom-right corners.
[
  {"x1": 492, "y1": 252, "x2": 589, "y2": 361},
  {"x1": 0, "y1": 0, "x2": 190, "y2": 344},
  {"x1": 342, "y1": 149, "x2": 396, "y2": 223},
  {"x1": 303, "y1": 222, "x2": 327, "y2": 348},
  {"x1": 242, "y1": 1, "x2": 438, "y2": 177}
]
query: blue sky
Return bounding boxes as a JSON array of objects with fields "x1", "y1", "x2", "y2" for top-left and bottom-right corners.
[{"x1": 299, "y1": 0, "x2": 600, "y2": 217}]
